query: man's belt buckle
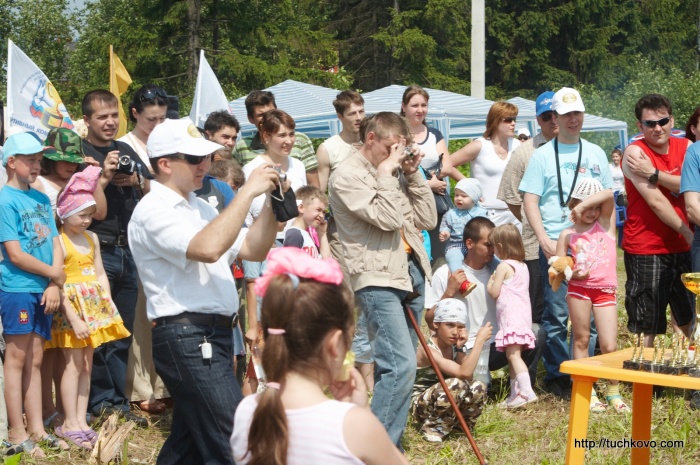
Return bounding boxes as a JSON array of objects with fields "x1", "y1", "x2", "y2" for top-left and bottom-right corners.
[{"x1": 116, "y1": 235, "x2": 128, "y2": 247}]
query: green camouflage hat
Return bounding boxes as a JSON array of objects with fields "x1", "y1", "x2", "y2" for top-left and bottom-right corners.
[{"x1": 43, "y1": 128, "x2": 84, "y2": 164}]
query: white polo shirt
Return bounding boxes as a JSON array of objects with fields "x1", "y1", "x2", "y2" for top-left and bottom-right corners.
[{"x1": 128, "y1": 181, "x2": 246, "y2": 321}]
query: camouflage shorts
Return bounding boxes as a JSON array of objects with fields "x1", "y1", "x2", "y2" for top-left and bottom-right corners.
[{"x1": 412, "y1": 378, "x2": 486, "y2": 441}]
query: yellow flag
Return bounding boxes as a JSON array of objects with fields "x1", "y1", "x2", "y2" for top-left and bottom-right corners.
[{"x1": 109, "y1": 45, "x2": 132, "y2": 138}]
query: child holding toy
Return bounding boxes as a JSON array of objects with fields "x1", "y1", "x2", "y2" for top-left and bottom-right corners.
[{"x1": 555, "y1": 178, "x2": 629, "y2": 413}]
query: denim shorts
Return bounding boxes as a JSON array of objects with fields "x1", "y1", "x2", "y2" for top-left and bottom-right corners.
[{"x1": 0, "y1": 291, "x2": 52, "y2": 340}]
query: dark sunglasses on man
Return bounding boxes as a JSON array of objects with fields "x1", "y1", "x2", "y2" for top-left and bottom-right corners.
[
  {"x1": 539, "y1": 111, "x2": 554, "y2": 123},
  {"x1": 640, "y1": 117, "x2": 671, "y2": 129},
  {"x1": 163, "y1": 153, "x2": 211, "y2": 165}
]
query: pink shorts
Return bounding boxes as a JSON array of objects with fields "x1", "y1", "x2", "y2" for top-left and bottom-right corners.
[{"x1": 567, "y1": 284, "x2": 617, "y2": 307}]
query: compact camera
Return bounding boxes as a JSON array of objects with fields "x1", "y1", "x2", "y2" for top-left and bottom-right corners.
[
  {"x1": 273, "y1": 166, "x2": 287, "y2": 183},
  {"x1": 116, "y1": 153, "x2": 136, "y2": 175},
  {"x1": 403, "y1": 147, "x2": 414, "y2": 158}
]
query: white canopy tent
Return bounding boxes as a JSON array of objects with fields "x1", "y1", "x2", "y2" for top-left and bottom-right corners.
[
  {"x1": 508, "y1": 97, "x2": 629, "y2": 149},
  {"x1": 228, "y1": 81, "x2": 628, "y2": 148},
  {"x1": 228, "y1": 80, "x2": 344, "y2": 138}
]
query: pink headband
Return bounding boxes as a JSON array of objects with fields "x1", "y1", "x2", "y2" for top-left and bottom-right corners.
[
  {"x1": 254, "y1": 247, "x2": 344, "y2": 297},
  {"x1": 56, "y1": 165, "x2": 102, "y2": 220}
]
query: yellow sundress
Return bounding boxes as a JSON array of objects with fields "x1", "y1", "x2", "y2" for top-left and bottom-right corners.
[{"x1": 45, "y1": 231, "x2": 131, "y2": 349}]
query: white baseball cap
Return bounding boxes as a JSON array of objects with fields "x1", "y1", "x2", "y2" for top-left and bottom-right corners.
[
  {"x1": 147, "y1": 118, "x2": 223, "y2": 158},
  {"x1": 553, "y1": 87, "x2": 585, "y2": 115}
]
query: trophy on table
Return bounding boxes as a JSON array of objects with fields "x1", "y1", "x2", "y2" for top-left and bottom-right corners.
[
  {"x1": 623, "y1": 332, "x2": 644, "y2": 370},
  {"x1": 680, "y1": 272, "x2": 700, "y2": 377}
]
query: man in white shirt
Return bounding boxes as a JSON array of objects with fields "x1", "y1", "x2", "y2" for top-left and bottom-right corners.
[{"x1": 128, "y1": 118, "x2": 278, "y2": 465}]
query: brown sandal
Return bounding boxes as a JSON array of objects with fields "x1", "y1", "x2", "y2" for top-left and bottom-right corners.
[{"x1": 138, "y1": 400, "x2": 167, "y2": 414}]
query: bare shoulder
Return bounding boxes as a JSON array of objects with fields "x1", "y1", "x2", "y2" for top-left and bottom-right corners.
[{"x1": 344, "y1": 407, "x2": 409, "y2": 465}]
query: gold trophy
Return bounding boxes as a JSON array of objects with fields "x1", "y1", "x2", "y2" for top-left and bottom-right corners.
[
  {"x1": 623, "y1": 333, "x2": 644, "y2": 370},
  {"x1": 681, "y1": 273, "x2": 700, "y2": 377}
]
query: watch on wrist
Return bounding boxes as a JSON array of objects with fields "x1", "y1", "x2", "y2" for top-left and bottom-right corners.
[{"x1": 647, "y1": 168, "x2": 659, "y2": 185}]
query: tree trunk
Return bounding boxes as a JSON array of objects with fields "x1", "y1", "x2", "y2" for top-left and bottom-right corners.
[{"x1": 187, "y1": 0, "x2": 202, "y2": 84}]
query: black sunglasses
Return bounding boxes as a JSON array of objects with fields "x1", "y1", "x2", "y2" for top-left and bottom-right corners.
[
  {"x1": 164, "y1": 154, "x2": 211, "y2": 165},
  {"x1": 641, "y1": 117, "x2": 671, "y2": 128},
  {"x1": 539, "y1": 111, "x2": 554, "y2": 122},
  {"x1": 138, "y1": 88, "x2": 168, "y2": 103},
  {"x1": 502, "y1": 117, "x2": 517, "y2": 123}
]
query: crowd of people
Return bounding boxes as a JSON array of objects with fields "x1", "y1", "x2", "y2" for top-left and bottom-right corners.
[{"x1": 0, "y1": 82, "x2": 698, "y2": 464}]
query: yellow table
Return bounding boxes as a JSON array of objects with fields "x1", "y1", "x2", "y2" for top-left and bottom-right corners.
[{"x1": 559, "y1": 348, "x2": 700, "y2": 465}]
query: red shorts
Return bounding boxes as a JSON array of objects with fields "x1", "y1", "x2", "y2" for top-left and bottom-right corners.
[{"x1": 567, "y1": 284, "x2": 617, "y2": 307}]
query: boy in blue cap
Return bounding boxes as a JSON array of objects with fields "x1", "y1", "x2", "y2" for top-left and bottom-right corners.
[{"x1": 0, "y1": 132, "x2": 67, "y2": 456}]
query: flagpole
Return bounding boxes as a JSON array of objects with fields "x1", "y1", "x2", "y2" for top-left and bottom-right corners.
[
  {"x1": 195, "y1": 49, "x2": 204, "y2": 126},
  {"x1": 109, "y1": 44, "x2": 114, "y2": 91}
]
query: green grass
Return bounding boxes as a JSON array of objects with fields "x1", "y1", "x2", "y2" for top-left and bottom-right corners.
[{"x1": 21, "y1": 249, "x2": 700, "y2": 464}]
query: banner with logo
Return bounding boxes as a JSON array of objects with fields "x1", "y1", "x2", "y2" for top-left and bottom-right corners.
[
  {"x1": 189, "y1": 50, "x2": 231, "y2": 128},
  {"x1": 6, "y1": 39, "x2": 74, "y2": 140}
]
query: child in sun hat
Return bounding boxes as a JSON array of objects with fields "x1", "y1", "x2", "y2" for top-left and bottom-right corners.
[
  {"x1": 47, "y1": 165, "x2": 131, "y2": 449},
  {"x1": 555, "y1": 178, "x2": 629, "y2": 413},
  {"x1": 412, "y1": 298, "x2": 492, "y2": 443},
  {"x1": 0, "y1": 132, "x2": 67, "y2": 457},
  {"x1": 439, "y1": 178, "x2": 489, "y2": 295}
]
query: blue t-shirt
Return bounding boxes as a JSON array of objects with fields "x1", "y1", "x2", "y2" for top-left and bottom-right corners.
[
  {"x1": 519, "y1": 138, "x2": 613, "y2": 240},
  {"x1": 0, "y1": 186, "x2": 58, "y2": 292},
  {"x1": 680, "y1": 141, "x2": 700, "y2": 194}
]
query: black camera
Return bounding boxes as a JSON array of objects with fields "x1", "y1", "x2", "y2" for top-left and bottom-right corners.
[{"x1": 116, "y1": 153, "x2": 136, "y2": 175}]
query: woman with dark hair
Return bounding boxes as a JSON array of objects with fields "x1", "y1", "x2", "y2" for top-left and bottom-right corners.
[
  {"x1": 609, "y1": 147, "x2": 625, "y2": 197},
  {"x1": 118, "y1": 85, "x2": 168, "y2": 171},
  {"x1": 451, "y1": 101, "x2": 522, "y2": 228},
  {"x1": 118, "y1": 85, "x2": 169, "y2": 415},
  {"x1": 685, "y1": 107, "x2": 700, "y2": 142},
  {"x1": 230, "y1": 247, "x2": 408, "y2": 465},
  {"x1": 401, "y1": 85, "x2": 464, "y2": 262}
]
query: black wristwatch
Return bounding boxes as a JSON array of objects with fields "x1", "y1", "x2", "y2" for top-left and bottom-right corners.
[{"x1": 647, "y1": 168, "x2": 659, "y2": 185}]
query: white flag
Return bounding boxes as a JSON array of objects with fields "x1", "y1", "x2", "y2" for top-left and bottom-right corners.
[
  {"x1": 189, "y1": 50, "x2": 231, "y2": 129},
  {"x1": 6, "y1": 40, "x2": 74, "y2": 140}
]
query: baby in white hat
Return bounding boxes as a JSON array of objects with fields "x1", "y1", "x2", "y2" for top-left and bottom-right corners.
[{"x1": 439, "y1": 179, "x2": 489, "y2": 295}]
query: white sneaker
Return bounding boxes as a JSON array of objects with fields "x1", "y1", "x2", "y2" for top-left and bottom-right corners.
[{"x1": 506, "y1": 392, "x2": 538, "y2": 409}]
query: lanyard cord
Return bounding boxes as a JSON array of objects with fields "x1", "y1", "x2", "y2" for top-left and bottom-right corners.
[{"x1": 554, "y1": 138, "x2": 583, "y2": 208}]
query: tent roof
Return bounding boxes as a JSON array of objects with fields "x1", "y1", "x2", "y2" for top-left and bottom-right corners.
[{"x1": 229, "y1": 79, "x2": 343, "y2": 138}]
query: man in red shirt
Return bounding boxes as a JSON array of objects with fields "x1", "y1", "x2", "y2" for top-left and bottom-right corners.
[{"x1": 622, "y1": 94, "x2": 694, "y2": 349}]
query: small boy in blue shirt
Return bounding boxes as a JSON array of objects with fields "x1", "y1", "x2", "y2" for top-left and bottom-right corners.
[
  {"x1": 0, "y1": 132, "x2": 66, "y2": 456},
  {"x1": 439, "y1": 179, "x2": 488, "y2": 294}
]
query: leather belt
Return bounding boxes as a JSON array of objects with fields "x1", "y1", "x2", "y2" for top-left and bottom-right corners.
[{"x1": 153, "y1": 312, "x2": 237, "y2": 329}]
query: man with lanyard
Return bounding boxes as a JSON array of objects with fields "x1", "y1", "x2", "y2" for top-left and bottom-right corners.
[
  {"x1": 128, "y1": 118, "x2": 278, "y2": 464},
  {"x1": 330, "y1": 112, "x2": 436, "y2": 447},
  {"x1": 80, "y1": 89, "x2": 149, "y2": 426},
  {"x1": 497, "y1": 91, "x2": 559, "y2": 384},
  {"x1": 232, "y1": 90, "x2": 319, "y2": 187},
  {"x1": 625, "y1": 94, "x2": 694, "y2": 349},
  {"x1": 519, "y1": 87, "x2": 613, "y2": 400}
]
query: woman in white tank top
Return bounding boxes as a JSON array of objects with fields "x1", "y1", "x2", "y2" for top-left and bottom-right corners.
[
  {"x1": 451, "y1": 101, "x2": 522, "y2": 229},
  {"x1": 230, "y1": 248, "x2": 408, "y2": 465}
]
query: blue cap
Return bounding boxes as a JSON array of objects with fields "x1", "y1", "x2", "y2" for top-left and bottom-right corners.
[
  {"x1": 535, "y1": 91, "x2": 555, "y2": 116},
  {"x1": 2, "y1": 132, "x2": 56, "y2": 166}
]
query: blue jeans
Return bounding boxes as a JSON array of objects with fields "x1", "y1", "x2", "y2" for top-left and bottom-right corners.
[
  {"x1": 89, "y1": 245, "x2": 138, "y2": 413},
  {"x1": 152, "y1": 322, "x2": 241, "y2": 465},
  {"x1": 539, "y1": 249, "x2": 597, "y2": 382},
  {"x1": 354, "y1": 257, "x2": 424, "y2": 447}
]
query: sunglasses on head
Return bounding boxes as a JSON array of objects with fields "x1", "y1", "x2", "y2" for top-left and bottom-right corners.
[
  {"x1": 138, "y1": 88, "x2": 168, "y2": 103},
  {"x1": 502, "y1": 117, "x2": 517, "y2": 123},
  {"x1": 641, "y1": 117, "x2": 671, "y2": 128},
  {"x1": 164, "y1": 154, "x2": 210, "y2": 165}
]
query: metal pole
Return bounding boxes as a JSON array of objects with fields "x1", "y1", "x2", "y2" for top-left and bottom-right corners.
[
  {"x1": 471, "y1": 0, "x2": 486, "y2": 99},
  {"x1": 404, "y1": 303, "x2": 488, "y2": 465}
]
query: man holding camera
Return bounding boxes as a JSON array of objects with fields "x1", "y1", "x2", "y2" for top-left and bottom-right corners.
[
  {"x1": 129, "y1": 118, "x2": 278, "y2": 464},
  {"x1": 81, "y1": 89, "x2": 148, "y2": 426},
  {"x1": 329, "y1": 112, "x2": 436, "y2": 447}
]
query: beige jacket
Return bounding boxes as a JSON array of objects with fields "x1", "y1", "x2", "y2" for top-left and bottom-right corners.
[{"x1": 329, "y1": 149, "x2": 437, "y2": 292}]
